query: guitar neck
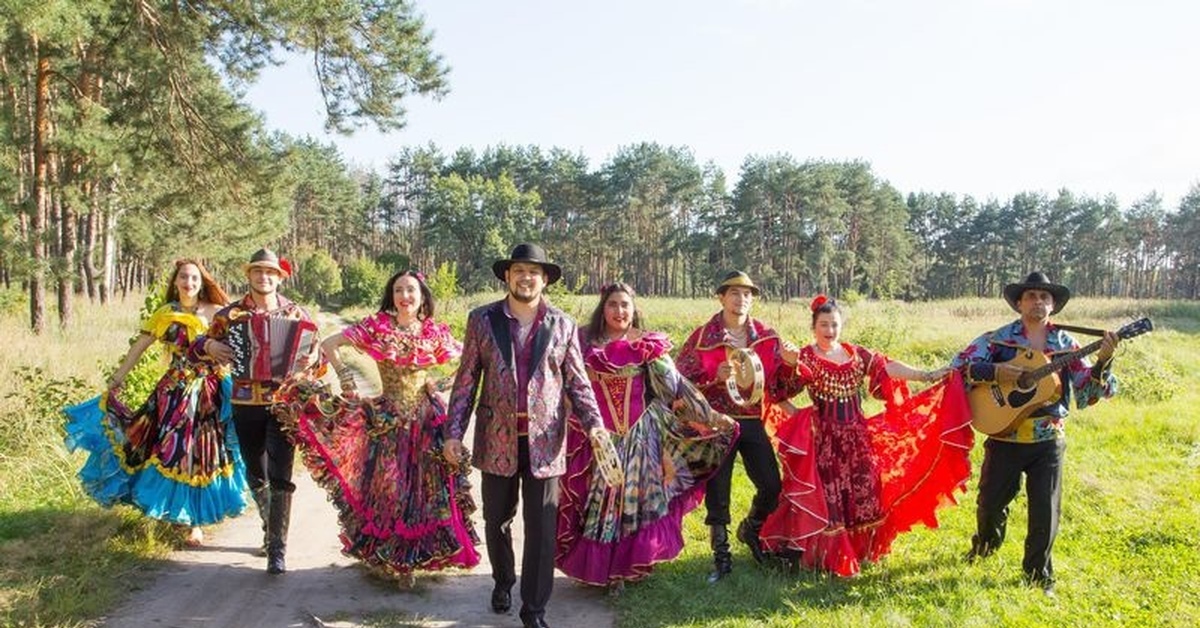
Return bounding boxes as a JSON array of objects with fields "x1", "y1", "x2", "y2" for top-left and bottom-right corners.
[{"x1": 1026, "y1": 339, "x2": 1102, "y2": 382}]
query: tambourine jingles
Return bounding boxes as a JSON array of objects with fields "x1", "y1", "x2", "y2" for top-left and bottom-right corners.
[{"x1": 725, "y1": 347, "x2": 765, "y2": 407}]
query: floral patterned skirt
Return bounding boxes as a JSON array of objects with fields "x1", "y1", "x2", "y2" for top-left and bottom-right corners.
[
  {"x1": 63, "y1": 371, "x2": 248, "y2": 526},
  {"x1": 556, "y1": 400, "x2": 737, "y2": 585},
  {"x1": 275, "y1": 379, "x2": 479, "y2": 577}
]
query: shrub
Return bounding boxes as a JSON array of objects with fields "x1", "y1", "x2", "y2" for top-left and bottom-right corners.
[
  {"x1": 295, "y1": 250, "x2": 342, "y2": 304},
  {"x1": 426, "y1": 260, "x2": 459, "y2": 304},
  {"x1": 340, "y1": 257, "x2": 389, "y2": 308}
]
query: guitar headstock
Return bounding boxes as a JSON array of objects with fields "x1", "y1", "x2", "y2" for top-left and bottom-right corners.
[{"x1": 1118, "y1": 317, "x2": 1153, "y2": 340}]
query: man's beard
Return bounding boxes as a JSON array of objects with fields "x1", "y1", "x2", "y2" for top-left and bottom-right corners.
[{"x1": 509, "y1": 286, "x2": 539, "y2": 303}]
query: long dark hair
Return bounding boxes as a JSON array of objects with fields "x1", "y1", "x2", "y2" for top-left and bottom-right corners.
[
  {"x1": 378, "y1": 270, "x2": 435, "y2": 320},
  {"x1": 166, "y1": 259, "x2": 230, "y2": 306},
  {"x1": 586, "y1": 282, "x2": 645, "y2": 343}
]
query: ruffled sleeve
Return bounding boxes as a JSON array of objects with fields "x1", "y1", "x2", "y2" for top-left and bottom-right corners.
[
  {"x1": 586, "y1": 331, "x2": 671, "y2": 372},
  {"x1": 341, "y1": 312, "x2": 461, "y2": 368},
  {"x1": 860, "y1": 344, "x2": 910, "y2": 405}
]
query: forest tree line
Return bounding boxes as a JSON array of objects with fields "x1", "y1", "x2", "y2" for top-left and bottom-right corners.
[{"x1": 3, "y1": 3, "x2": 1198, "y2": 334}]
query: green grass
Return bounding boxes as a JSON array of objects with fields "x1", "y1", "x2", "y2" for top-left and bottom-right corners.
[
  {"x1": 0, "y1": 293, "x2": 182, "y2": 627},
  {"x1": 609, "y1": 296, "x2": 1200, "y2": 627},
  {"x1": 2, "y1": 289, "x2": 1197, "y2": 626}
]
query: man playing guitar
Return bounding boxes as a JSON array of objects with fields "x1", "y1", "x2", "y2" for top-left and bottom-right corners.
[{"x1": 951, "y1": 272, "x2": 1119, "y2": 597}]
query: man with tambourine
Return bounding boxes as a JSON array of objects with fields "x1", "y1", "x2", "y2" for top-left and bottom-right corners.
[
  {"x1": 677, "y1": 270, "x2": 803, "y2": 583},
  {"x1": 191, "y1": 248, "x2": 320, "y2": 575}
]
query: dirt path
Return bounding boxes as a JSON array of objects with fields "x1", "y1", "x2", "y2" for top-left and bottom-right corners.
[{"x1": 103, "y1": 314, "x2": 615, "y2": 628}]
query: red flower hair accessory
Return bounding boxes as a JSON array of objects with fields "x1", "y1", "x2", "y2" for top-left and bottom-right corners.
[
  {"x1": 810, "y1": 294, "x2": 829, "y2": 313},
  {"x1": 278, "y1": 258, "x2": 292, "y2": 277}
]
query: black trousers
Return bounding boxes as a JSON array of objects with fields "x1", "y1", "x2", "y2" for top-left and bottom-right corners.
[
  {"x1": 973, "y1": 438, "x2": 1065, "y2": 582},
  {"x1": 704, "y1": 418, "x2": 780, "y2": 526},
  {"x1": 481, "y1": 437, "x2": 559, "y2": 622},
  {"x1": 233, "y1": 404, "x2": 296, "y2": 493}
]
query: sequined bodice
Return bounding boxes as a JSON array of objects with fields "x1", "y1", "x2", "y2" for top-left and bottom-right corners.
[
  {"x1": 377, "y1": 361, "x2": 429, "y2": 414},
  {"x1": 803, "y1": 351, "x2": 867, "y2": 402}
]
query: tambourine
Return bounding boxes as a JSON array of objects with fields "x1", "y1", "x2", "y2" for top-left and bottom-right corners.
[{"x1": 725, "y1": 347, "x2": 765, "y2": 407}]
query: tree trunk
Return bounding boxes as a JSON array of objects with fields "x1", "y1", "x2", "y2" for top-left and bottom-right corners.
[
  {"x1": 83, "y1": 179, "x2": 99, "y2": 300},
  {"x1": 101, "y1": 177, "x2": 119, "y2": 304},
  {"x1": 57, "y1": 156, "x2": 77, "y2": 328},
  {"x1": 29, "y1": 38, "x2": 50, "y2": 334}
]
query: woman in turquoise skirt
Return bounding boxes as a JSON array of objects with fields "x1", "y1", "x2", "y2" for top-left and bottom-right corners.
[{"x1": 64, "y1": 259, "x2": 248, "y2": 545}]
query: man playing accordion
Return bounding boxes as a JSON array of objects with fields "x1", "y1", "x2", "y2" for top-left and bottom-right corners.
[{"x1": 191, "y1": 248, "x2": 320, "y2": 575}]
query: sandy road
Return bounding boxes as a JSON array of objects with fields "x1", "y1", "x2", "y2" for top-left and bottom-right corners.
[{"x1": 101, "y1": 329, "x2": 615, "y2": 628}]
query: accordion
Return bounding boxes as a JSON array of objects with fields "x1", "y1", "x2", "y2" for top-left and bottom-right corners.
[{"x1": 226, "y1": 314, "x2": 319, "y2": 381}]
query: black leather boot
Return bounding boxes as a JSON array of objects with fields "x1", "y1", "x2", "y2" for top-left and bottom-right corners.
[
  {"x1": 737, "y1": 516, "x2": 767, "y2": 565},
  {"x1": 266, "y1": 490, "x2": 292, "y2": 575},
  {"x1": 251, "y1": 486, "x2": 270, "y2": 557},
  {"x1": 707, "y1": 525, "x2": 732, "y2": 584}
]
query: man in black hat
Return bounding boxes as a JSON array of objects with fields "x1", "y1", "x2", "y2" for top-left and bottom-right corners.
[
  {"x1": 192, "y1": 248, "x2": 320, "y2": 575},
  {"x1": 676, "y1": 270, "x2": 802, "y2": 583},
  {"x1": 951, "y1": 271, "x2": 1120, "y2": 596},
  {"x1": 445, "y1": 243, "x2": 614, "y2": 628}
]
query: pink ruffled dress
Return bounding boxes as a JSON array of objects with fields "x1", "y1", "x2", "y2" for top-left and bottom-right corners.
[
  {"x1": 276, "y1": 313, "x2": 479, "y2": 577},
  {"x1": 556, "y1": 331, "x2": 737, "y2": 585}
]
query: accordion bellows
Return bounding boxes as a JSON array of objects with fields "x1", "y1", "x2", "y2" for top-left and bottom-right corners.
[{"x1": 227, "y1": 314, "x2": 319, "y2": 380}]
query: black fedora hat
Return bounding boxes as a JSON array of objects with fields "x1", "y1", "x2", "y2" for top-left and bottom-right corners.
[
  {"x1": 716, "y1": 270, "x2": 760, "y2": 296},
  {"x1": 1003, "y1": 271, "x2": 1070, "y2": 314},
  {"x1": 492, "y1": 243, "x2": 562, "y2": 285}
]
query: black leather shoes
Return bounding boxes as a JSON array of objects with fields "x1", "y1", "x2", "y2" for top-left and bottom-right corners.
[
  {"x1": 522, "y1": 615, "x2": 550, "y2": 628},
  {"x1": 490, "y1": 587, "x2": 511, "y2": 613},
  {"x1": 266, "y1": 552, "x2": 286, "y2": 575}
]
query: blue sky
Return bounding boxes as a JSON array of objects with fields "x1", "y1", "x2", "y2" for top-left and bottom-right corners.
[{"x1": 244, "y1": 0, "x2": 1199, "y2": 208}]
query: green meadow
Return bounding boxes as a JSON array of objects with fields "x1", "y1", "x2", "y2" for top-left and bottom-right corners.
[{"x1": 1, "y1": 291, "x2": 1197, "y2": 626}]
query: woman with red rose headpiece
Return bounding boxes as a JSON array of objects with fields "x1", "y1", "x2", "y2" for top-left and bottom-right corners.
[{"x1": 758, "y1": 295, "x2": 973, "y2": 577}]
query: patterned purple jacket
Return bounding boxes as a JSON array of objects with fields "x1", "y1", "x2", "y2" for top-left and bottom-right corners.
[{"x1": 447, "y1": 299, "x2": 603, "y2": 479}]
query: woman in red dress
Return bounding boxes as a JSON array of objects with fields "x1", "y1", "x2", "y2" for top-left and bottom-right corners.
[{"x1": 759, "y1": 295, "x2": 973, "y2": 577}]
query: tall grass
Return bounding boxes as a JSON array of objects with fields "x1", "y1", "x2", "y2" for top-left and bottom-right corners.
[
  {"x1": 0, "y1": 293, "x2": 181, "y2": 627},
  {"x1": 612, "y1": 296, "x2": 1200, "y2": 627},
  {"x1": 3, "y1": 289, "x2": 1196, "y2": 626}
]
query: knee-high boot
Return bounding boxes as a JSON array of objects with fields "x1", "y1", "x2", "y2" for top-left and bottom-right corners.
[
  {"x1": 737, "y1": 515, "x2": 768, "y2": 565},
  {"x1": 266, "y1": 491, "x2": 292, "y2": 575},
  {"x1": 251, "y1": 486, "x2": 270, "y2": 557},
  {"x1": 707, "y1": 525, "x2": 732, "y2": 584}
]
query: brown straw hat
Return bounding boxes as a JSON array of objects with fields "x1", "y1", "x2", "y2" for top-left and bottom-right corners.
[{"x1": 716, "y1": 270, "x2": 760, "y2": 296}]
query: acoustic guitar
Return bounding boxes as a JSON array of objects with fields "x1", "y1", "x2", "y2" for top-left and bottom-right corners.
[{"x1": 968, "y1": 317, "x2": 1152, "y2": 435}]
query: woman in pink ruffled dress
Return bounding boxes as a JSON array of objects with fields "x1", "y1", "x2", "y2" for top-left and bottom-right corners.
[
  {"x1": 556, "y1": 282, "x2": 737, "y2": 592},
  {"x1": 275, "y1": 270, "x2": 479, "y2": 583}
]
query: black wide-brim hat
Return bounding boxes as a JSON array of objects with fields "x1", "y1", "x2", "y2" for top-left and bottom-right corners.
[
  {"x1": 492, "y1": 243, "x2": 562, "y2": 285},
  {"x1": 1003, "y1": 271, "x2": 1070, "y2": 315}
]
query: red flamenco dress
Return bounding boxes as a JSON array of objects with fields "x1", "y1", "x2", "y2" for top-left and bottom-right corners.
[
  {"x1": 556, "y1": 331, "x2": 738, "y2": 585},
  {"x1": 759, "y1": 343, "x2": 973, "y2": 577},
  {"x1": 275, "y1": 314, "x2": 479, "y2": 578}
]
